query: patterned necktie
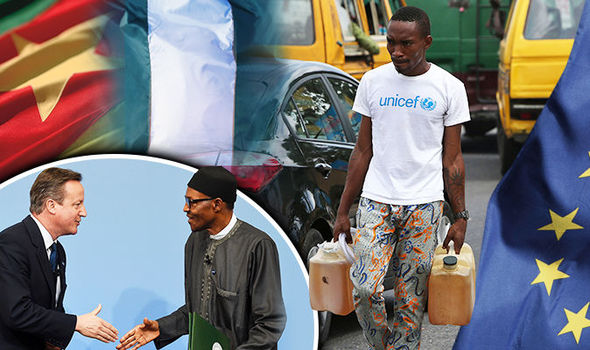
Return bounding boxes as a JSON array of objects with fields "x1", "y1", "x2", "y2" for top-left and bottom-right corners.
[{"x1": 49, "y1": 243, "x2": 57, "y2": 273}]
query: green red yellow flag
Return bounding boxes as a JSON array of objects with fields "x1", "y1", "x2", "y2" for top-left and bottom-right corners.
[{"x1": 0, "y1": 0, "x2": 123, "y2": 180}]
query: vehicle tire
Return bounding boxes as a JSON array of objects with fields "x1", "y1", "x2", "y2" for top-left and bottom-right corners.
[
  {"x1": 301, "y1": 228, "x2": 324, "y2": 260},
  {"x1": 302, "y1": 228, "x2": 333, "y2": 344},
  {"x1": 496, "y1": 121, "x2": 521, "y2": 174}
]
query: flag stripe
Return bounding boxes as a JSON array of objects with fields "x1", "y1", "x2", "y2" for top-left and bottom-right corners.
[
  {"x1": 106, "y1": 0, "x2": 150, "y2": 151},
  {"x1": 146, "y1": 0, "x2": 235, "y2": 157},
  {"x1": 0, "y1": 71, "x2": 118, "y2": 179},
  {"x1": 0, "y1": 0, "x2": 55, "y2": 34},
  {"x1": 0, "y1": 0, "x2": 108, "y2": 63},
  {"x1": 0, "y1": 0, "x2": 122, "y2": 181}
]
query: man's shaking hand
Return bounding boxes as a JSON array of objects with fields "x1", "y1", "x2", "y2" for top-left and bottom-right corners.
[
  {"x1": 117, "y1": 318, "x2": 160, "y2": 350},
  {"x1": 75, "y1": 304, "x2": 118, "y2": 343}
]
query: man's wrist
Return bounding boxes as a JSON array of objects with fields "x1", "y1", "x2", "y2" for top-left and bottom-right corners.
[{"x1": 454, "y1": 210, "x2": 470, "y2": 221}]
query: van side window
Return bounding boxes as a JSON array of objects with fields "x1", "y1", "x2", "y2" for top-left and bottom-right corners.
[
  {"x1": 336, "y1": 0, "x2": 364, "y2": 41},
  {"x1": 524, "y1": 0, "x2": 584, "y2": 39},
  {"x1": 290, "y1": 78, "x2": 347, "y2": 142},
  {"x1": 328, "y1": 78, "x2": 362, "y2": 136},
  {"x1": 364, "y1": 0, "x2": 388, "y2": 36}
]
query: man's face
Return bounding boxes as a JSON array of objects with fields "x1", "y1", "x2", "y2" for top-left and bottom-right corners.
[
  {"x1": 184, "y1": 187, "x2": 216, "y2": 232},
  {"x1": 386, "y1": 20, "x2": 432, "y2": 76},
  {"x1": 53, "y1": 180, "x2": 86, "y2": 236}
]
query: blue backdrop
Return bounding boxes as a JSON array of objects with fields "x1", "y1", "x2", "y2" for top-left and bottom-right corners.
[{"x1": 0, "y1": 155, "x2": 316, "y2": 349}]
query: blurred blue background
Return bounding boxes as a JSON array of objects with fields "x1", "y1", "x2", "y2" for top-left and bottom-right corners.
[{"x1": 0, "y1": 155, "x2": 316, "y2": 349}]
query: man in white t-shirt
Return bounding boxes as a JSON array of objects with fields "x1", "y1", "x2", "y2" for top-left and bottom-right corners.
[{"x1": 333, "y1": 6, "x2": 470, "y2": 350}]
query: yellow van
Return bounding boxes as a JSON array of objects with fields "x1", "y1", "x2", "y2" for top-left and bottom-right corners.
[
  {"x1": 496, "y1": 0, "x2": 584, "y2": 173},
  {"x1": 270, "y1": 0, "x2": 395, "y2": 79}
]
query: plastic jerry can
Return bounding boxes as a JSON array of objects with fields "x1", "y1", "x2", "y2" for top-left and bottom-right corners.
[
  {"x1": 433, "y1": 242, "x2": 476, "y2": 285},
  {"x1": 308, "y1": 234, "x2": 355, "y2": 316},
  {"x1": 428, "y1": 242, "x2": 476, "y2": 326}
]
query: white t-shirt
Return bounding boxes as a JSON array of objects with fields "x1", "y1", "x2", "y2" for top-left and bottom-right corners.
[{"x1": 353, "y1": 62, "x2": 470, "y2": 205}]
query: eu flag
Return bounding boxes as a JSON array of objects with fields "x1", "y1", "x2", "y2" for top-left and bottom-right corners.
[{"x1": 453, "y1": 1, "x2": 590, "y2": 349}]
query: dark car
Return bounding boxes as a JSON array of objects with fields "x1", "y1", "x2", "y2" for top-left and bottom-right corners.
[{"x1": 187, "y1": 58, "x2": 361, "y2": 257}]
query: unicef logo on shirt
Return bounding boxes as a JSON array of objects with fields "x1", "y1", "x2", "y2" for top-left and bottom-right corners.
[
  {"x1": 420, "y1": 97, "x2": 437, "y2": 111},
  {"x1": 377, "y1": 94, "x2": 437, "y2": 112}
]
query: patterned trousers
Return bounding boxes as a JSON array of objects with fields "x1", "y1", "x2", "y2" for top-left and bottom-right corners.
[{"x1": 350, "y1": 197, "x2": 443, "y2": 350}]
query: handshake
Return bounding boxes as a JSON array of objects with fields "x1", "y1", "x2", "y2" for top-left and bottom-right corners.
[{"x1": 65, "y1": 304, "x2": 159, "y2": 350}]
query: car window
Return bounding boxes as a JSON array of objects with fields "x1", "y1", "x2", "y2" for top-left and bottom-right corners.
[
  {"x1": 328, "y1": 77, "x2": 362, "y2": 136},
  {"x1": 524, "y1": 0, "x2": 584, "y2": 39},
  {"x1": 290, "y1": 78, "x2": 347, "y2": 142},
  {"x1": 283, "y1": 99, "x2": 307, "y2": 138}
]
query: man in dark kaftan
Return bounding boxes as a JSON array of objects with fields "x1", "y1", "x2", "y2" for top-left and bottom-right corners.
[{"x1": 118, "y1": 167, "x2": 286, "y2": 350}]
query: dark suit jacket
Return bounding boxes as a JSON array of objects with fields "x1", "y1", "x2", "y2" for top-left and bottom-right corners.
[{"x1": 0, "y1": 215, "x2": 77, "y2": 349}]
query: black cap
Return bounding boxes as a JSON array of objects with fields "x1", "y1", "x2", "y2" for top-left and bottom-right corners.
[
  {"x1": 187, "y1": 166, "x2": 237, "y2": 204},
  {"x1": 443, "y1": 255, "x2": 458, "y2": 267}
]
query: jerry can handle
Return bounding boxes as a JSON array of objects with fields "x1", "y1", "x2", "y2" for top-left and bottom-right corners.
[
  {"x1": 338, "y1": 233, "x2": 356, "y2": 264},
  {"x1": 437, "y1": 216, "x2": 451, "y2": 245},
  {"x1": 437, "y1": 216, "x2": 457, "y2": 254}
]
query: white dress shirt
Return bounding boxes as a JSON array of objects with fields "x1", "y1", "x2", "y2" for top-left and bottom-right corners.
[
  {"x1": 209, "y1": 213, "x2": 237, "y2": 240},
  {"x1": 31, "y1": 215, "x2": 61, "y2": 307}
]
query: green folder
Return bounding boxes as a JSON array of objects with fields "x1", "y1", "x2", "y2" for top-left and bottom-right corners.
[{"x1": 188, "y1": 312, "x2": 231, "y2": 350}]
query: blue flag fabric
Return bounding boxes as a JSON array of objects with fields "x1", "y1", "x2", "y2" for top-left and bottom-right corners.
[{"x1": 453, "y1": 2, "x2": 590, "y2": 349}]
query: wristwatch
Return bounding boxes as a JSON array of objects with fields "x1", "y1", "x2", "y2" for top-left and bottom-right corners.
[{"x1": 454, "y1": 210, "x2": 470, "y2": 221}]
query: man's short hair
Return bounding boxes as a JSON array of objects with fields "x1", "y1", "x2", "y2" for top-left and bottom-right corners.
[
  {"x1": 390, "y1": 6, "x2": 431, "y2": 37},
  {"x1": 30, "y1": 168, "x2": 82, "y2": 214}
]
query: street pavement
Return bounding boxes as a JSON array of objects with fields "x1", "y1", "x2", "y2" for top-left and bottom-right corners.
[{"x1": 321, "y1": 131, "x2": 503, "y2": 350}]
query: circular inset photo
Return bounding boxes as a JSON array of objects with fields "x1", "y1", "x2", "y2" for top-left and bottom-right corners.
[{"x1": 0, "y1": 155, "x2": 317, "y2": 349}]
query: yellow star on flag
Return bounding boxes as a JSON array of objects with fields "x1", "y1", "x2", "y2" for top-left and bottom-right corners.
[
  {"x1": 531, "y1": 258, "x2": 570, "y2": 296},
  {"x1": 0, "y1": 15, "x2": 117, "y2": 122},
  {"x1": 538, "y1": 208, "x2": 584, "y2": 240},
  {"x1": 558, "y1": 302, "x2": 590, "y2": 344},
  {"x1": 580, "y1": 152, "x2": 590, "y2": 178}
]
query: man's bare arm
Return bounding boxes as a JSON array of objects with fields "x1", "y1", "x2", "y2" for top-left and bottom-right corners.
[{"x1": 442, "y1": 124, "x2": 467, "y2": 253}]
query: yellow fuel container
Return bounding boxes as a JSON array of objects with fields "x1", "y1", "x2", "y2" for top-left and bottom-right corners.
[
  {"x1": 428, "y1": 242, "x2": 476, "y2": 325},
  {"x1": 309, "y1": 241, "x2": 355, "y2": 316}
]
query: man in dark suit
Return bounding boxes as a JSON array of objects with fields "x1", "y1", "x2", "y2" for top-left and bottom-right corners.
[{"x1": 0, "y1": 167, "x2": 119, "y2": 349}]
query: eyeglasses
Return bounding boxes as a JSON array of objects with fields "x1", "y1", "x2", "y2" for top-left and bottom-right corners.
[{"x1": 185, "y1": 197, "x2": 214, "y2": 207}]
